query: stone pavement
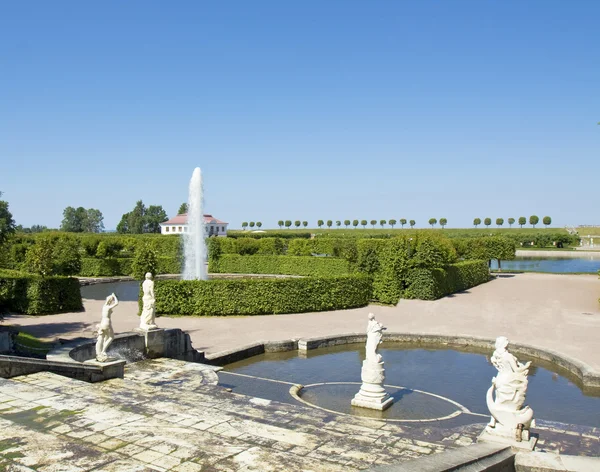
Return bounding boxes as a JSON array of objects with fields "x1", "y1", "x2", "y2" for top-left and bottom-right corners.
[{"x1": 1, "y1": 359, "x2": 598, "y2": 471}]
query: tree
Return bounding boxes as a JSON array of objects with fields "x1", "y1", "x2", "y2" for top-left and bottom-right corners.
[
  {"x1": 294, "y1": 220, "x2": 301, "y2": 228},
  {"x1": 284, "y1": 220, "x2": 292, "y2": 229},
  {"x1": 278, "y1": 220, "x2": 283, "y2": 229},
  {"x1": 249, "y1": 221, "x2": 255, "y2": 228},
  {"x1": 317, "y1": 220, "x2": 324, "y2": 228},
  {"x1": 389, "y1": 219, "x2": 397, "y2": 228},
  {"x1": 144, "y1": 205, "x2": 168, "y2": 233},
  {"x1": 336, "y1": 220, "x2": 341, "y2": 227},
  {"x1": 256, "y1": 222, "x2": 262, "y2": 228},
  {"x1": 484, "y1": 218, "x2": 491, "y2": 228},
  {"x1": 352, "y1": 219, "x2": 359, "y2": 228},
  {"x1": 508, "y1": 218, "x2": 515, "y2": 228},
  {"x1": 439, "y1": 218, "x2": 447, "y2": 228},
  {"x1": 302, "y1": 221, "x2": 308, "y2": 227},
  {"x1": 496, "y1": 218, "x2": 504, "y2": 227},
  {"x1": 23, "y1": 236, "x2": 81, "y2": 276},
  {"x1": 380, "y1": 219, "x2": 386, "y2": 228},
  {"x1": 361, "y1": 219, "x2": 367, "y2": 228},
  {"x1": 24, "y1": 237, "x2": 54, "y2": 276},
  {"x1": 178, "y1": 203, "x2": 188, "y2": 214},
  {"x1": 0, "y1": 191, "x2": 16, "y2": 245},
  {"x1": 117, "y1": 200, "x2": 145, "y2": 234},
  {"x1": 400, "y1": 218, "x2": 407, "y2": 229},
  {"x1": 529, "y1": 215, "x2": 539, "y2": 228},
  {"x1": 344, "y1": 219, "x2": 350, "y2": 228},
  {"x1": 327, "y1": 220, "x2": 332, "y2": 228},
  {"x1": 428, "y1": 218, "x2": 437, "y2": 228},
  {"x1": 518, "y1": 217, "x2": 526, "y2": 228},
  {"x1": 370, "y1": 219, "x2": 377, "y2": 228},
  {"x1": 473, "y1": 218, "x2": 481, "y2": 228},
  {"x1": 543, "y1": 216, "x2": 552, "y2": 227},
  {"x1": 242, "y1": 222, "x2": 248, "y2": 230},
  {"x1": 409, "y1": 220, "x2": 415, "y2": 228},
  {"x1": 85, "y1": 209, "x2": 104, "y2": 233}
]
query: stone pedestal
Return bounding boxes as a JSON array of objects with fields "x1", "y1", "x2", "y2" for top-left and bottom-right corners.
[
  {"x1": 351, "y1": 360, "x2": 393, "y2": 411},
  {"x1": 134, "y1": 328, "x2": 165, "y2": 358},
  {"x1": 478, "y1": 429, "x2": 537, "y2": 451}
]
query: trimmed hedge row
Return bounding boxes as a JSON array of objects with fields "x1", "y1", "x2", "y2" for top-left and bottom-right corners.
[
  {"x1": 404, "y1": 260, "x2": 490, "y2": 301},
  {"x1": 227, "y1": 231, "x2": 312, "y2": 239},
  {"x1": 152, "y1": 275, "x2": 372, "y2": 316},
  {"x1": 0, "y1": 271, "x2": 83, "y2": 315},
  {"x1": 210, "y1": 255, "x2": 351, "y2": 277},
  {"x1": 79, "y1": 257, "x2": 180, "y2": 277},
  {"x1": 452, "y1": 237, "x2": 515, "y2": 263}
]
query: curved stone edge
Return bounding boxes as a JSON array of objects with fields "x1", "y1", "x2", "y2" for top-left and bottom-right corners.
[{"x1": 206, "y1": 332, "x2": 600, "y2": 389}]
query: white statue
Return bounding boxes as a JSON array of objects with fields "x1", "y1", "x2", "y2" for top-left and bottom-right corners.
[
  {"x1": 485, "y1": 336, "x2": 535, "y2": 440},
  {"x1": 351, "y1": 313, "x2": 392, "y2": 410},
  {"x1": 139, "y1": 272, "x2": 158, "y2": 330},
  {"x1": 365, "y1": 313, "x2": 385, "y2": 363},
  {"x1": 96, "y1": 293, "x2": 118, "y2": 362}
]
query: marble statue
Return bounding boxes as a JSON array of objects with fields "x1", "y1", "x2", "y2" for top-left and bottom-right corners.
[
  {"x1": 95, "y1": 293, "x2": 119, "y2": 362},
  {"x1": 365, "y1": 313, "x2": 385, "y2": 363},
  {"x1": 139, "y1": 272, "x2": 158, "y2": 330},
  {"x1": 485, "y1": 336, "x2": 535, "y2": 442},
  {"x1": 351, "y1": 313, "x2": 393, "y2": 411}
]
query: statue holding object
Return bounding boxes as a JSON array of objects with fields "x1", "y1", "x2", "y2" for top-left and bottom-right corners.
[{"x1": 96, "y1": 293, "x2": 119, "y2": 362}]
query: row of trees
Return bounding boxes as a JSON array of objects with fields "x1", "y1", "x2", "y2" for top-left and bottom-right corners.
[
  {"x1": 473, "y1": 216, "x2": 551, "y2": 228},
  {"x1": 275, "y1": 219, "x2": 420, "y2": 229},
  {"x1": 0, "y1": 191, "x2": 16, "y2": 244},
  {"x1": 241, "y1": 221, "x2": 263, "y2": 229},
  {"x1": 60, "y1": 207, "x2": 104, "y2": 233}
]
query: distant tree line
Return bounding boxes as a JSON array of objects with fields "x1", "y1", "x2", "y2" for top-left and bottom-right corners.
[
  {"x1": 473, "y1": 215, "x2": 551, "y2": 228},
  {"x1": 271, "y1": 219, "x2": 421, "y2": 229},
  {"x1": 117, "y1": 200, "x2": 168, "y2": 234},
  {"x1": 60, "y1": 207, "x2": 104, "y2": 233}
]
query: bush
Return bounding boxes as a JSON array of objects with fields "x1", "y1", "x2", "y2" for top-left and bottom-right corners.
[
  {"x1": 131, "y1": 242, "x2": 158, "y2": 280},
  {"x1": 227, "y1": 231, "x2": 311, "y2": 239},
  {"x1": 210, "y1": 255, "x2": 351, "y2": 277},
  {"x1": 156, "y1": 256, "x2": 181, "y2": 275},
  {"x1": 0, "y1": 270, "x2": 83, "y2": 315},
  {"x1": 452, "y1": 237, "x2": 515, "y2": 263},
  {"x1": 152, "y1": 275, "x2": 372, "y2": 316},
  {"x1": 403, "y1": 260, "x2": 490, "y2": 300}
]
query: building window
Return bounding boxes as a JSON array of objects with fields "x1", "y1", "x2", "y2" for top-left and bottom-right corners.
[
  {"x1": 165, "y1": 227, "x2": 169, "y2": 232},
  {"x1": 222, "y1": 227, "x2": 225, "y2": 232},
  {"x1": 178, "y1": 226, "x2": 182, "y2": 232}
]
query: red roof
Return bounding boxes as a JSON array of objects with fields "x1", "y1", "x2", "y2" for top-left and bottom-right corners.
[{"x1": 161, "y1": 214, "x2": 228, "y2": 226}]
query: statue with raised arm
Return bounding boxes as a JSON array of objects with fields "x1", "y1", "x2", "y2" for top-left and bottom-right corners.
[
  {"x1": 96, "y1": 293, "x2": 119, "y2": 362},
  {"x1": 351, "y1": 313, "x2": 392, "y2": 410},
  {"x1": 484, "y1": 336, "x2": 535, "y2": 444},
  {"x1": 365, "y1": 312, "x2": 385, "y2": 363},
  {"x1": 139, "y1": 272, "x2": 158, "y2": 330}
]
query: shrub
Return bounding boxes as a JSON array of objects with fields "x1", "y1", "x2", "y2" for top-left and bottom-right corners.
[
  {"x1": 152, "y1": 275, "x2": 372, "y2": 316},
  {"x1": 287, "y1": 239, "x2": 312, "y2": 256},
  {"x1": 403, "y1": 260, "x2": 490, "y2": 300},
  {"x1": 227, "y1": 231, "x2": 311, "y2": 239},
  {"x1": 0, "y1": 270, "x2": 82, "y2": 315},
  {"x1": 131, "y1": 242, "x2": 158, "y2": 280},
  {"x1": 210, "y1": 255, "x2": 351, "y2": 277}
]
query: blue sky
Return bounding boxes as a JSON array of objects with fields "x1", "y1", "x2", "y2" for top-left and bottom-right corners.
[{"x1": 1, "y1": 1, "x2": 599, "y2": 230}]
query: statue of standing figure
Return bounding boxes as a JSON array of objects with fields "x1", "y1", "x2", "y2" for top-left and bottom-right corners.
[
  {"x1": 96, "y1": 293, "x2": 119, "y2": 362},
  {"x1": 139, "y1": 272, "x2": 158, "y2": 330},
  {"x1": 485, "y1": 336, "x2": 535, "y2": 443},
  {"x1": 365, "y1": 312, "x2": 386, "y2": 363},
  {"x1": 351, "y1": 313, "x2": 392, "y2": 410}
]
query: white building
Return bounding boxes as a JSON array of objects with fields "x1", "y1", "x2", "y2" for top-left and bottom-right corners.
[{"x1": 159, "y1": 214, "x2": 228, "y2": 237}]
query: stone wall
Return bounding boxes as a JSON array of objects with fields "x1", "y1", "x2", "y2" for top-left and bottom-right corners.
[{"x1": 0, "y1": 331, "x2": 13, "y2": 354}]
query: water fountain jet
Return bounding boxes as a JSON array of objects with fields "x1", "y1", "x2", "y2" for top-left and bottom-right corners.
[{"x1": 183, "y1": 167, "x2": 208, "y2": 280}]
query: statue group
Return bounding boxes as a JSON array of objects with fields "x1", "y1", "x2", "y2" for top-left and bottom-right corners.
[{"x1": 94, "y1": 273, "x2": 159, "y2": 362}]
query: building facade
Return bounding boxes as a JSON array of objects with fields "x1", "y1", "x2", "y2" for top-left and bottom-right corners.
[{"x1": 159, "y1": 214, "x2": 228, "y2": 236}]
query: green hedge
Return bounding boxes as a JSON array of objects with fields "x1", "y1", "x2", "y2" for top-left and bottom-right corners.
[
  {"x1": 80, "y1": 258, "x2": 133, "y2": 277},
  {"x1": 403, "y1": 260, "x2": 490, "y2": 300},
  {"x1": 227, "y1": 231, "x2": 312, "y2": 239},
  {"x1": 452, "y1": 237, "x2": 515, "y2": 262},
  {"x1": 152, "y1": 275, "x2": 372, "y2": 316},
  {"x1": 0, "y1": 271, "x2": 82, "y2": 315},
  {"x1": 210, "y1": 254, "x2": 351, "y2": 277},
  {"x1": 80, "y1": 256, "x2": 180, "y2": 277}
]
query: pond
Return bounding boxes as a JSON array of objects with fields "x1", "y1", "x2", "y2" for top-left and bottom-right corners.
[
  {"x1": 491, "y1": 256, "x2": 600, "y2": 273},
  {"x1": 221, "y1": 343, "x2": 600, "y2": 428},
  {"x1": 80, "y1": 281, "x2": 141, "y2": 302}
]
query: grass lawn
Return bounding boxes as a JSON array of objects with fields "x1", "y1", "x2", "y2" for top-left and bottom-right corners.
[
  {"x1": 577, "y1": 227, "x2": 600, "y2": 236},
  {"x1": 14, "y1": 331, "x2": 55, "y2": 353}
]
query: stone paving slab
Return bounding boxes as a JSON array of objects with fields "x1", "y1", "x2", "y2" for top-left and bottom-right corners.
[{"x1": 1, "y1": 359, "x2": 598, "y2": 471}]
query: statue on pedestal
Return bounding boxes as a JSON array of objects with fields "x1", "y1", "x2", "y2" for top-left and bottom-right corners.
[
  {"x1": 96, "y1": 293, "x2": 118, "y2": 362},
  {"x1": 484, "y1": 336, "x2": 535, "y2": 444},
  {"x1": 139, "y1": 272, "x2": 158, "y2": 331},
  {"x1": 351, "y1": 313, "x2": 393, "y2": 411}
]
